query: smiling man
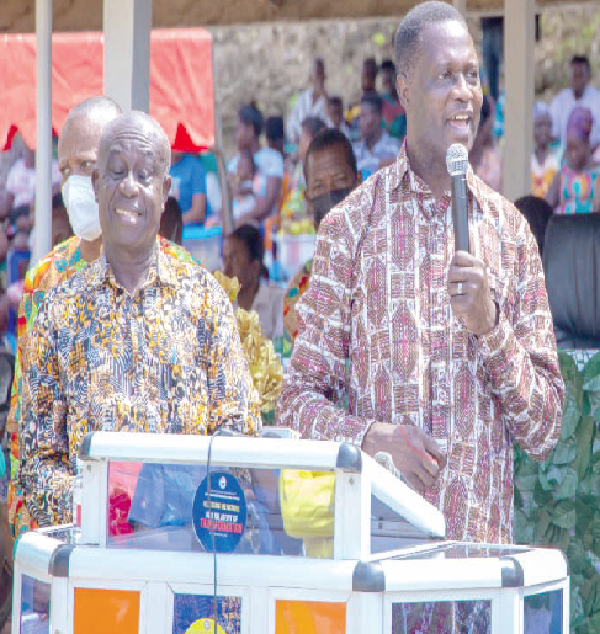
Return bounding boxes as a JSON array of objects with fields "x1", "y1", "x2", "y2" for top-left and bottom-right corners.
[
  {"x1": 16, "y1": 112, "x2": 260, "y2": 529},
  {"x1": 278, "y1": 1, "x2": 563, "y2": 544}
]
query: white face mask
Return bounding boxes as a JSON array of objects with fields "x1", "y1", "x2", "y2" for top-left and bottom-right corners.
[{"x1": 61, "y1": 174, "x2": 102, "y2": 241}]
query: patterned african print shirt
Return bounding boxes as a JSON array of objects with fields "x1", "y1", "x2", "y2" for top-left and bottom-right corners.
[
  {"x1": 277, "y1": 143, "x2": 564, "y2": 543},
  {"x1": 16, "y1": 237, "x2": 260, "y2": 529},
  {"x1": 7, "y1": 235, "x2": 197, "y2": 536}
]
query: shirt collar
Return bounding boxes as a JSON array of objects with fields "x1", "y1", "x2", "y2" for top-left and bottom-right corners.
[
  {"x1": 89, "y1": 236, "x2": 179, "y2": 292},
  {"x1": 390, "y1": 138, "x2": 477, "y2": 200}
]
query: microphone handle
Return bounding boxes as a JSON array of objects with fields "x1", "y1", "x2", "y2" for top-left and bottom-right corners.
[{"x1": 451, "y1": 173, "x2": 470, "y2": 253}]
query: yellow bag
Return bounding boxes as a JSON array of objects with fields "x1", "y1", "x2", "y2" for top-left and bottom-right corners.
[{"x1": 279, "y1": 470, "x2": 335, "y2": 558}]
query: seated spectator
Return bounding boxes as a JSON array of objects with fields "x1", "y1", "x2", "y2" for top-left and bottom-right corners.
[
  {"x1": 353, "y1": 92, "x2": 400, "y2": 179},
  {"x1": 232, "y1": 150, "x2": 263, "y2": 222},
  {"x1": 51, "y1": 194, "x2": 72, "y2": 248},
  {"x1": 362, "y1": 57, "x2": 378, "y2": 95},
  {"x1": 531, "y1": 102, "x2": 560, "y2": 199},
  {"x1": 550, "y1": 55, "x2": 600, "y2": 151},
  {"x1": 345, "y1": 57, "x2": 381, "y2": 143},
  {"x1": 5, "y1": 143, "x2": 61, "y2": 219},
  {"x1": 380, "y1": 59, "x2": 407, "y2": 140},
  {"x1": 228, "y1": 104, "x2": 283, "y2": 227},
  {"x1": 266, "y1": 116, "x2": 285, "y2": 157},
  {"x1": 286, "y1": 58, "x2": 330, "y2": 144},
  {"x1": 280, "y1": 117, "x2": 326, "y2": 225},
  {"x1": 470, "y1": 95, "x2": 502, "y2": 192},
  {"x1": 514, "y1": 196, "x2": 553, "y2": 258},
  {"x1": 169, "y1": 151, "x2": 208, "y2": 226},
  {"x1": 282, "y1": 129, "x2": 359, "y2": 360},
  {"x1": 547, "y1": 107, "x2": 600, "y2": 215},
  {"x1": 222, "y1": 225, "x2": 284, "y2": 343},
  {"x1": 327, "y1": 96, "x2": 352, "y2": 139},
  {"x1": 159, "y1": 197, "x2": 183, "y2": 246}
]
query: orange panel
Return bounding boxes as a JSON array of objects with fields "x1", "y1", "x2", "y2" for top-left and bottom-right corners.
[
  {"x1": 276, "y1": 600, "x2": 346, "y2": 634},
  {"x1": 74, "y1": 588, "x2": 140, "y2": 634}
]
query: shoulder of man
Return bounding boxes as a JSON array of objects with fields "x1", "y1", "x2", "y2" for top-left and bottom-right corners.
[
  {"x1": 23, "y1": 236, "x2": 81, "y2": 297},
  {"x1": 255, "y1": 147, "x2": 283, "y2": 177},
  {"x1": 316, "y1": 172, "x2": 383, "y2": 251},
  {"x1": 469, "y1": 173, "x2": 528, "y2": 240}
]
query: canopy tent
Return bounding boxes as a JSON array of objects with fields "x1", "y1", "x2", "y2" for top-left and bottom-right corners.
[
  {"x1": 0, "y1": 29, "x2": 214, "y2": 151},
  {"x1": 4, "y1": 0, "x2": 595, "y2": 264},
  {"x1": 0, "y1": 0, "x2": 591, "y2": 29}
]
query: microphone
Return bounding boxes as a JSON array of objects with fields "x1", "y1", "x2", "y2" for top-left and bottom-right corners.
[{"x1": 446, "y1": 144, "x2": 470, "y2": 253}]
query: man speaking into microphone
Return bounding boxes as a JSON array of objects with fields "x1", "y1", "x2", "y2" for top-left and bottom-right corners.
[{"x1": 278, "y1": 0, "x2": 564, "y2": 544}]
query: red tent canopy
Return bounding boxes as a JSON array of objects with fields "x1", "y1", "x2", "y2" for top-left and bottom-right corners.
[{"x1": 0, "y1": 29, "x2": 214, "y2": 151}]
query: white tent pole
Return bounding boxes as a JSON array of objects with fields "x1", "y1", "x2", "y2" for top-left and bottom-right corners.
[
  {"x1": 503, "y1": 0, "x2": 535, "y2": 201},
  {"x1": 33, "y1": 0, "x2": 53, "y2": 266},
  {"x1": 103, "y1": 0, "x2": 152, "y2": 112},
  {"x1": 453, "y1": 0, "x2": 468, "y2": 16},
  {"x1": 212, "y1": 45, "x2": 233, "y2": 236}
]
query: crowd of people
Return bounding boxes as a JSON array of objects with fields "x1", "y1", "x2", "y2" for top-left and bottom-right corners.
[{"x1": 0, "y1": 0, "x2": 596, "y2": 629}]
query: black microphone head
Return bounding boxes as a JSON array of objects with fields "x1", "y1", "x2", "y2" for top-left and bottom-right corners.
[{"x1": 446, "y1": 144, "x2": 468, "y2": 176}]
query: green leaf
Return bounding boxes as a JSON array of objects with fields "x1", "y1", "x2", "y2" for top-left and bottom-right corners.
[
  {"x1": 583, "y1": 351, "x2": 600, "y2": 384},
  {"x1": 515, "y1": 474, "x2": 538, "y2": 492},
  {"x1": 555, "y1": 468, "x2": 579, "y2": 499},
  {"x1": 577, "y1": 415, "x2": 595, "y2": 479},
  {"x1": 534, "y1": 508, "x2": 552, "y2": 541},
  {"x1": 583, "y1": 374, "x2": 600, "y2": 392},
  {"x1": 562, "y1": 392, "x2": 583, "y2": 439},
  {"x1": 553, "y1": 438, "x2": 579, "y2": 464},
  {"x1": 553, "y1": 500, "x2": 576, "y2": 528}
]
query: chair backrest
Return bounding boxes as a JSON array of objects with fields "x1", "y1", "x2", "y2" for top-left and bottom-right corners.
[{"x1": 543, "y1": 214, "x2": 600, "y2": 346}]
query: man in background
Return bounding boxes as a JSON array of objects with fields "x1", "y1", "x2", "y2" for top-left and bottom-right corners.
[
  {"x1": 282, "y1": 128, "x2": 359, "y2": 363},
  {"x1": 551, "y1": 55, "x2": 600, "y2": 150},
  {"x1": 352, "y1": 92, "x2": 400, "y2": 178},
  {"x1": 286, "y1": 58, "x2": 330, "y2": 145}
]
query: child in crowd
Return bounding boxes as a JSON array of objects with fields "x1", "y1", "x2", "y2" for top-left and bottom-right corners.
[
  {"x1": 531, "y1": 102, "x2": 560, "y2": 199},
  {"x1": 547, "y1": 107, "x2": 600, "y2": 214}
]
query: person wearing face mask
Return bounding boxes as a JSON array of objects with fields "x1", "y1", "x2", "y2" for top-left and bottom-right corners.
[
  {"x1": 6, "y1": 99, "x2": 198, "y2": 541},
  {"x1": 14, "y1": 112, "x2": 260, "y2": 535},
  {"x1": 281, "y1": 128, "x2": 359, "y2": 364}
]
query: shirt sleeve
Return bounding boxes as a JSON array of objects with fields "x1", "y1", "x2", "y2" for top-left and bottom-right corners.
[
  {"x1": 227, "y1": 155, "x2": 238, "y2": 174},
  {"x1": 259, "y1": 149, "x2": 284, "y2": 179},
  {"x1": 17, "y1": 298, "x2": 73, "y2": 528},
  {"x1": 277, "y1": 203, "x2": 374, "y2": 445},
  {"x1": 203, "y1": 274, "x2": 261, "y2": 435},
  {"x1": 476, "y1": 208, "x2": 564, "y2": 461}
]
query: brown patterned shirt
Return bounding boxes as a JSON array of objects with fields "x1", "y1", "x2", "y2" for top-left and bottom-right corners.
[
  {"x1": 19, "y1": 237, "x2": 260, "y2": 528},
  {"x1": 277, "y1": 144, "x2": 563, "y2": 543}
]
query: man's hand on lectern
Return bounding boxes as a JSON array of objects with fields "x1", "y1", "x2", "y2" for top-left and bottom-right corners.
[{"x1": 362, "y1": 423, "x2": 447, "y2": 494}]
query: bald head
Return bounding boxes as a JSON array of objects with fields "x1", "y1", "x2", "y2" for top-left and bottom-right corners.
[
  {"x1": 58, "y1": 96, "x2": 123, "y2": 186},
  {"x1": 93, "y1": 111, "x2": 172, "y2": 259},
  {"x1": 98, "y1": 111, "x2": 171, "y2": 179}
]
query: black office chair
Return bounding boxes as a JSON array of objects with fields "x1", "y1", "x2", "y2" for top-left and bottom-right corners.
[{"x1": 543, "y1": 214, "x2": 600, "y2": 349}]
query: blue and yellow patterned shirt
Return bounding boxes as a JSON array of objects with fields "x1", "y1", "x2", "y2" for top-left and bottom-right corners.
[{"x1": 17, "y1": 236, "x2": 260, "y2": 528}]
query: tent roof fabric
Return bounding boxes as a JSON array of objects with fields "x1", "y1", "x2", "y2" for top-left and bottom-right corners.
[
  {"x1": 0, "y1": 0, "x2": 592, "y2": 31},
  {"x1": 0, "y1": 29, "x2": 214, "y2": 150}
]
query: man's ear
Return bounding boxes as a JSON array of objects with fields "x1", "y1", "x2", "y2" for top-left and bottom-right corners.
[
  {"x1": 92, "y1": 169, "x2": 100, "y2": 203},
  {"x1": 396, "y1": 72, "x2": 410, "y2": 111}
]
